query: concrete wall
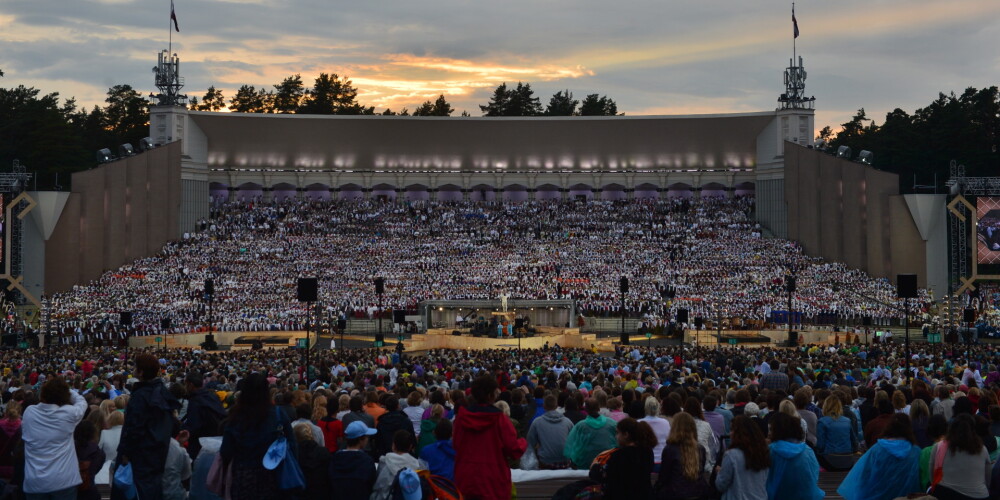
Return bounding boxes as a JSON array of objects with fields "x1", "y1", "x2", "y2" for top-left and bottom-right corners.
[
  {"x1": 784, "y1": 143, "x2": 928, "y2": 286},
  {"x1": 45, "y1": 142, "x2": 182, "y2": 292}
]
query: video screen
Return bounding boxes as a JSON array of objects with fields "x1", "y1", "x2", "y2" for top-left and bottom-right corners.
[{"x1": 978, "y1": 197, "x2": 1000, "y2": 264}]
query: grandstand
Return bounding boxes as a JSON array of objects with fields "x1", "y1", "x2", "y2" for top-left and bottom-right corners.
[{"x1": 0, "y1": 55, "x2": 957, "y2": 348}]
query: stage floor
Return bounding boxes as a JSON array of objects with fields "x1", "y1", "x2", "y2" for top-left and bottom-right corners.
[{"x1": 406, "y1": 327, "x2": 599, "y2": 351}]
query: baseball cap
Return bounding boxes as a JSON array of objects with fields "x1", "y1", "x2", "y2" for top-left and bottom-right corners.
[
  {"x1": 344, "y1": 421, "x2": 377, "y2": 440},
  {"x1": 398, "y1": 468, "x2": 422, "y2": 500}
]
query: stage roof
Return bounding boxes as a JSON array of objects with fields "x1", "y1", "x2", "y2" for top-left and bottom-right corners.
[{"x1": 189, "y1": 111, "x2": 776, "y2": 173}]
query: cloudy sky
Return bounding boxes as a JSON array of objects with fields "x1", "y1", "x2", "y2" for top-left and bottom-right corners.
[{"x1": 2, "y1": 0, "x2": 999, "y2": 134}]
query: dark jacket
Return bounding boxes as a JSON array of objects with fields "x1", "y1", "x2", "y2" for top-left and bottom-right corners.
[
  {"x1": 220, "y1": 406, "x2": 297, "y2": 467},
  {"x1": 329, "y1": 449, "x2": 377, "y2": 500},
  {"x1": 374, "y1": 410, "x2": 416, "y2": 458},
  {"x1": 183, "y1": 387, "x2": 226, "y2": 459},
  {"x1": 118, "y1": 379, "x2": 181, "y2": 473},
  {"x1": 77, "y1": 441, "x2": 106, "y2": 500},
  {"x1": 654, "y1": 443, "x2": 709, "y2": 500},
  {"x1": 298, "y1": 439, "x2": 331, "y2": 500},
  {"x1": 596, "y1": 445, "x2": 653, "y2": 500}
]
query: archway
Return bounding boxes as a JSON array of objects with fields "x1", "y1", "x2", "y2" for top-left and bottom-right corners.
[
  {"x1": 634, "y1": 183, "x2": 659, "y2": 200},
  {"x1": 271, "y1": 182, "x2": 297, "y2": 202},
  {"x1": 701, "y1": 182, "x2": 727, "y2": 199},
  {"x1": 236, "y1": 182, "x2": 263, "y2": 202}
]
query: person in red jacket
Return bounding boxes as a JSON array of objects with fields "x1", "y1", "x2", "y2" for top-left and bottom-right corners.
[{"x1": 454, "y1": 375, "x2": 527, "y2": 500}]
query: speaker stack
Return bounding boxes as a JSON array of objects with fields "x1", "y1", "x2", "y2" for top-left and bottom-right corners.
[{"x1": 297, "y1": 278, "x2": 318, "y2": 302}]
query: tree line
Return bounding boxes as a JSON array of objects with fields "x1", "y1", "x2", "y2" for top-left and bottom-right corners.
[
  {"x1": 820, "y1": 86, "x2": 1000, "y2": 191},
  {"x1": 190, "y1": 73, "x2": 619, "y2": 117}
]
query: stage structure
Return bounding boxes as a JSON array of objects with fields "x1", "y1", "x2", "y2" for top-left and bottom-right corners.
[
  {"x1": 420, "y1": 299, "x2": 576, "y2": 333},
  {"x1": 945, "y1": 162, "x2": 1000, "y2": 326}
]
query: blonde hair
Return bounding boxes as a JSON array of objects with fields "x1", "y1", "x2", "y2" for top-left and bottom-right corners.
[
  {"x1": 107, "y1": 410, "x2": 125, "y2": 427},
  {"x1": 114, "y1": 395, "x2": 130, "y2": 411},
  {"x1": 494, "y1": 400, "x2": 511, "y2": 417},
  {"x1": 822, "y1": 394, "x2": 843, "y2": 419},
  {"x1": 293, "y1": 422, "x2": 313, "y2": 443},
  {"x1": 3, "y1": 401, "x2": 21, "y2": 420},
  {"x1": 779, "y1": 399, "x2": 798, "y2": 418},
  {"x1": 910, "y1": 399, "x2": 930, "y2": 420},
  {"x1": 667, "y1": 412, "x2": 701, "y2": 481}
]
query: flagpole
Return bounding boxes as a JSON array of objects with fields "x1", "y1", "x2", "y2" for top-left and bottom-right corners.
[
  {"x1": 168, "y1": 0, "x2": 172, "y2": 56},
  {"x1": 792, "y1": 3, "x2": 796, "y2": 64}
]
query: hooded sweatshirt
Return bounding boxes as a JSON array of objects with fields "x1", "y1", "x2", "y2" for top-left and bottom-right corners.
[
  {"x1": 420, "y1": 439, "x2": 456, "y2": 481},
  {"x1": 564, "y1": 414, "x2": 618, "y2": 470},
  {"x1": 454, "y1": 405, "x2": 527, "y2": 500},
  {"x1": 527, "y1": 410, "x2": 574, "y2": 466},
  {"x1": 766, "y1": 440, "x2": 824, "y2": 500},
  {"x1": 329, "y1": 449, "x2": 377, "y2": 500},
  {"x1": 370, "y1": 452, "x2": 427, "y2": 500},
  {"x1": 837, "y1": 438, "x2": 921, "y2": 500}
]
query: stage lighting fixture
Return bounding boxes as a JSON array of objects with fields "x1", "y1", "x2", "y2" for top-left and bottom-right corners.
[
  {"x1": 96, "y1": 148, "x2": 113, "y2": 163},
  {"x1": 139, "y1": 137, "x2": 154, "y2": 152},
  {"x1": 118, "y1": 143, "x2": 135, "y2": 157},
  {"x1": 857, "y1": 150, "x2": 873, "y2": 165},
  {"x1": 836, "y1": 145, "x2": 851, "y2": 158}
]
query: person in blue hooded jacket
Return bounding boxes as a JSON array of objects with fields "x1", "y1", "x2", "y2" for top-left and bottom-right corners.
[
  {"x1": 837, "y1": 413, "x2": 922, "y2": 500},
  {"x1": 420, "y1": 419, "x2": 456, "y2": 481},
  {"x1": 765, "y1": 413, "x2": 824, "y2": 500}
]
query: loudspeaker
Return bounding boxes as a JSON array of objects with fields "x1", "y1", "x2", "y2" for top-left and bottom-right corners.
[
  {"x1": 785, "y1": 276, "x2": 796, "y2": 293},
  {"x1": 515, "y1": 318, "x2": 525, "y2": 329},
  {"x1": 205, "y1": 278, "x2": 214, "y2": 297},
  {"x1": 119, "y1": 312, "x2": 132, "y2": 327},
  {"x1": 897, "y1": 274, "x2": 918, "y2": 299},
  {"x1": 694, "y1": 317, "x2": 704, "y2": 329},
  {"x1": 337, "y1": 319, "x2": 347, "y2": 330},
  {"x1": 788, "y1": 330, "x2": 798, "y2": 345},
  {"x1": 393, "y1": 310, "x2": 406, "y2": 324},
  {"x1": 620, "y1": 332, "x2": 630, "y2": 345},
  {"x1": 964, "y1": 308, "x2": 976, "y2": 323},
  {"x1": 160, "y1": 318, "x2": 171, "y2": 329},
  {"x1": 620, "y1": 277, "x2": 629, "y2": 294},
  {"x1": 452, "y1": 330, "x2": 462, "y2": 336},
  {"x1": 863, "y1": 316, "x2": 872, "y2": 326},
  {"x1": 677, "y1": 308, "x2": 689, "y2": 324},
  {"x1": 297, "y1": 277, "x2": 318, "y2": 302},
  {"x1": 375, "y1": 277, "x2": 385, "y2": 295},
  {"x1": 205, "y1": 334, "x2": 215, "y2": 344}
]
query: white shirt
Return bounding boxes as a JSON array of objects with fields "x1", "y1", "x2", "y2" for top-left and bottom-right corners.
[
  {"x1": 22, "y1": 391, "x2": 87, "y2": 493},
  {"x1": 162, "y1": 438, "x2": 192, "y2": 500},
  {"x1": 99, "y1": 424, "x2": 123, "y2": 464}
]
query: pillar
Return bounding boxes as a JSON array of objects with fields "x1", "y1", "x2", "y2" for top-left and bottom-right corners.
[
  {"x1": 330, "y1": 188, "x2": 340, "y2": 201},
  {"x1": 693, "y1": 187, "x2": 701, "y2": 201},
  {"x1": 263, "y1": 187, "x2": 273, "y2": 203},
  {"x1": 658, "y1": 188, "x2": 667, "y2": 200},
  {"x1": 296, "y1": 187, "x2": 305, "y2": 200},
  {"x1": 363, "y1": 188, "x2": 372, "y2": 200},
  {"x1": 429, "y1": 189, "x2": 438, "y2": 201},
  {"x1": 462, "y1": 189, "x2": 470, "y2": 201},
  {"x1": 527, "y1": 188, "x2": 537, "y2": 201},
  {"x1": 395, "y1": 188, "x2": 404, "y2": 203},
  {"x1": 726, "y1": 187, "x2": 735, "y2": 199},
  {"x1": 228, "y1": 187, "x2": 238, "y2": 203},
  {"x1": 560, "y1": 188, "x2": 569, "y2": 201},
  {"x1": 591, "y1": 188, "x2": 602, "y2": 200},
  {"x1": 625, "y1": 188, "x2": 634, "y2": 200}
]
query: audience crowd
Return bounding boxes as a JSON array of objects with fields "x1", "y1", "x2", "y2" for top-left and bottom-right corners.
[{"x1": 0, "y1": 341, "x2": 1000, "y2": 499}]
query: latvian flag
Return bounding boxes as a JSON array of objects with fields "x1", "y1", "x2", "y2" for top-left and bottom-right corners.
[{"x1": 171, "y1": 0, "x2": 180, "y2": 32}]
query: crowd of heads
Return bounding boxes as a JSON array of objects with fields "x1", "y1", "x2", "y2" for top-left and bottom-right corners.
[{"x1": 40, "y1": 196, "x2": 930, "y2": 338}]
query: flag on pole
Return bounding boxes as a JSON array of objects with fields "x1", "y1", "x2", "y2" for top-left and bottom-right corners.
[
  {"x1": 792, "y1": 7, "x2": 799, "y2": 38},
  {"x1": 171, "y1": 0, "x2": 180, "y2": 32}
]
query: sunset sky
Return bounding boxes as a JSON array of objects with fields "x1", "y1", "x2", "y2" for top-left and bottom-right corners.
[{"x1": 2, "y1": 0, "x2": 999, "y2": 134}]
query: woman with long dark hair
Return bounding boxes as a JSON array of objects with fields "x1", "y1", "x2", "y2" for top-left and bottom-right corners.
[
  {"x1": 715, "y1": 416, "x2": 769, "y2": 500},
  {"x1": 837, "y1": 413, "x2": 921, "y2": 500},
  {"x1": 765, "y1": 413, "x2": 823, "y2": 500},
  {"x1": 591, "y1": 417, "x2": 656, "y2": 500},
  {"x1": 929, "y1": 414, "x2": 991, "y2": 500},
  {"x1": 654, "y1": 412, "x2": 711, "y2": 500},
  {"x1": 220, "y1": 372, "x2": 297, "y2": 500}
]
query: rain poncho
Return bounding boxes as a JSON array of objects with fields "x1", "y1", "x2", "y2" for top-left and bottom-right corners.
[
  {"x1": 766, "y1": 440, "x2": 824, "y2": 500},
  {"x1": 837, "y1": 439, "x2": 921, "y2": 500},
  {"x1": 564, "y1": 415, "x2": 618, "y2": 469}
]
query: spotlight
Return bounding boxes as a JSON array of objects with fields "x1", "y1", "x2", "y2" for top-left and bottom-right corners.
[
  {"x1": 857, "y1": 150, "x2": 873, "y2": 165},
  {"x1": 836, "y1": 145, "x2": 852, "y2": 158},
  {"x1": 118, "y1": 143, "x2": 135, "y2": 157},
  {"x1": 138, "y1": 137, "x2": 154, "y2": 152},
  {"x1": 96, "y1": 148, "x2": 113, "y2": 163}
]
